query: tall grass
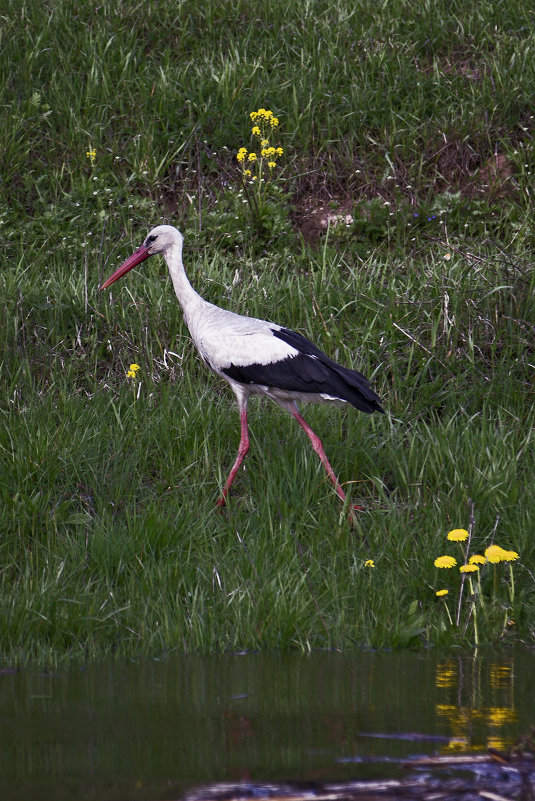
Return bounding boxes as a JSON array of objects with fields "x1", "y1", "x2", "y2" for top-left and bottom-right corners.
[{"x1": 1, "y1": 0, "x2": 534, "y2": 663}]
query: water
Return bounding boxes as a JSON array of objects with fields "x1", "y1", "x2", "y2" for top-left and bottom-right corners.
[{"x1": 1, "y1": 649, "x2": 534, "y2": 801}]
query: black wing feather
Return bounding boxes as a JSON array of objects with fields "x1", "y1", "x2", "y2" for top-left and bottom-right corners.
[{"x1": 222, "y1": 327, "x2": 384, "y2": 415}]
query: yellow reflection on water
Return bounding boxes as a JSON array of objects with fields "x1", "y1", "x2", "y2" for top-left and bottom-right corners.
[
  {"x1": 435, "y1": 656, "x2": 517, "y2": 752},
  {"x1": 489, "y1": 663, "x2": 513, "y2": 690},
  {"x1": 435, "y1": 660, "x2": 457, "y2": 689}
]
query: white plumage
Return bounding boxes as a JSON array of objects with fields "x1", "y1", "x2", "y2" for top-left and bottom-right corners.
[{"x1": 101, "y1": 224, "x2": 383, "y2": 513}]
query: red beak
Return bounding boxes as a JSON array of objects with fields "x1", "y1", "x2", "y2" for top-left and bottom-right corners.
[{"x1": 100, "y1": 244, "x2": 151, "y2": 290}]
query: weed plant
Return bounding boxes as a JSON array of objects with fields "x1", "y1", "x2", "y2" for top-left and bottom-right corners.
[{"x1": 1, "y1": 0, "x2": 534, "y2": 664}]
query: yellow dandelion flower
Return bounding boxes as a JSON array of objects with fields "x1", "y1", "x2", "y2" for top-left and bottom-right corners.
[
  {"x1": 250, "y1": 111, "x2": 258, "y2": 120},
  {"x1": 276, "y1": 147, "x2": 283, "y2": 155},
  {"x1": 268, "y1": 161, "x2": 277, "y2": 169},
  {"x1": 500, "y1": 550, "x2": 519, "y2": 562},
  {"x1": 434, "y1": 555, "x2": 457, "y2": 569},
  {"x1": 485, "y1": 545, "x2": 507, "y2": 564},
  {"x1": 364, "y1": 559, "x2": 375, "y2": 567},
  {"x1": 248, "y1": 152, "x2": 257, "y2": 162},
  {"x1": 460, "y1": 564, "x2": 479, "y2": 573},
  {"x1": 469, "y1": 554, "x2": 486, "y2": 565},
  {"x1": 251, "y1": 126, "x2": 261, "y2": 136},
  {"x1": 436, "y1": 589, "x2": 449, "y2": 597},
  {"x1": 243, "y1": 169, "x2": 252, "y2": 176},
  {"x1": 447, "y1": 528, "x2": 469, "y2": 542},
  {"x1": 269, "y1": 116, "x2": 279, "y2": 126},
  {"x1": 129, "y1": 363, "x2": 140, "y2": 372}
]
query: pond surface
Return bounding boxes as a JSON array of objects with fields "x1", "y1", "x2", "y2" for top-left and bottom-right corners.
[{"x1": 1, "y1": 649, "x2": 534, "y2": 801}]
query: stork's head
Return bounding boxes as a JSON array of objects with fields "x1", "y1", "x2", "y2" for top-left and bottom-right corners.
[{"x1": 100, "y1": 225, "x2": 183, "y2": 290}]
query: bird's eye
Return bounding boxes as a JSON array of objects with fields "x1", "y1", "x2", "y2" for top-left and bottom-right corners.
[{"x1": 146, "y1": 234, "x2": 157, "y2": 245}]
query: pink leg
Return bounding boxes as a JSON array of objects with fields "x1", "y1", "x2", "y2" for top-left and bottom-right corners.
[
  {"x1": 216, "y1": 409, "x2": 250, "y2": 509},
  {"x1": 291, "y1": 408, "x2": 362, "y2": 515}
]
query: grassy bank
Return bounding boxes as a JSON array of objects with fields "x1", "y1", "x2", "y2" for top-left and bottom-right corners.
[{"x1": 1, "y1": 0, "x2": 534, "y2": 663}]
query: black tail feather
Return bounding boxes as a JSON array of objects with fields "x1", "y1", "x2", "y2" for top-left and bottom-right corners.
[{"x1": 329, "y1": 361, "x2": 384, "y2": 414}]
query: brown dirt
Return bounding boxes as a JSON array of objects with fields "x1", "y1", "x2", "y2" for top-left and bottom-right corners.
[
  {"x1": 291, "y1": 148, "x2": 517, "y2": 244},
  {"x1": 293, "y1": 196, "x2": 356, "y2": 243}
]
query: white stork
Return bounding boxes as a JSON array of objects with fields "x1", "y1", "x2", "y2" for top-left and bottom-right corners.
[{"x1": 100, "y1": 225, "x2": 383, "y2": 514}]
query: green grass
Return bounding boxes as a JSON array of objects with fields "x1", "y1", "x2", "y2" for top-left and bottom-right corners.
[{"x1": 1, "y1": 0, "x2": 534, "y2": 663}]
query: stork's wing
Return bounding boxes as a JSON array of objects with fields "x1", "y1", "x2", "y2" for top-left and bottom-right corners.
[{"x1": 222, "y1": 327, "x2": 384, "y2": 414}]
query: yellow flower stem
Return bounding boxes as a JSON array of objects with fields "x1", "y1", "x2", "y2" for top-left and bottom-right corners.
[
  {"x1": 130, "y1": 381, "x2": 138, "y2": 427},
  {"x1": 240, "y1": 172, "x2": 262, "y2": 233},
  {"x1": 456, "y1": 570, "x2": 466, "y2": 628},
  {"x1": 508, "y1": 563, "x2": 515, "y2": 604},
  {"x1": 456, "y1": 505, "x2": 474, "y2": 627},
  {"x1": 256, "y1": 157, "x2": 263, "y2": 202},
  {"x1": 501, "y1": 608, "x2": 508, "y2": 636},
  {"x1": 442, "y1": 599, "x2": 453, "y2": 627},
  {"x1": 476, "y1": 567, "x2": 485, "y2": 610},
  {"x1": 498, "y1": 564, "x2": 516, "y2": 634},
  {"x1": 470, "y1": 577, "x2": 478, "y2": 647},
  {"x1": 460, "y1": 577, "x2": 478, "y2": 646}
]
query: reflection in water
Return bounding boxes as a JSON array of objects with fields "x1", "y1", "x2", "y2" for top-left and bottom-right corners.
[
  {"x1": 435, "y1": 655, "x2": 517, "y2": 752},
  {"x1": 0, "y1": 649, "x2": 533, "y2": 801}
]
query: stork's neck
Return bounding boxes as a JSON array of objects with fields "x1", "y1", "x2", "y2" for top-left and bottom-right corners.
[{"x1": 164, "y1": 240, "x2": 204, "y2": 322}]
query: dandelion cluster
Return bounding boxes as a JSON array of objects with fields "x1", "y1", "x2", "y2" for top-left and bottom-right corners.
[
  {"x1": 484, "y1": 544, "x2": 519, "y2": 563},
  {"x1": 432, "y1": 524, "x2": 521, "y2": 644},
  {"x1": 236, "y1": 108, "x2": 283, "y2": 180},
  {"x1": 434, "y1": 529, "x2": 519, "y2": 578}
]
